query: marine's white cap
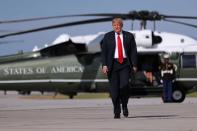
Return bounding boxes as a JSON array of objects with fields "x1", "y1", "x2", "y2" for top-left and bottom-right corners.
[{"x1": 163, "y1": 54, "x2": 170, "y2": 59}]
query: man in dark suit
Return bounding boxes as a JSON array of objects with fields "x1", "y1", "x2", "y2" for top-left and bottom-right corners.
[{"x1": 101, "y1": 17, "x2": 137, "y2": 119}]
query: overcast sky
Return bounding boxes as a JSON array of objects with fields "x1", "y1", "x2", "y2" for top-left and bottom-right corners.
[{"x1": 0, "y1": 0, "x2": 196, "y2": 56}]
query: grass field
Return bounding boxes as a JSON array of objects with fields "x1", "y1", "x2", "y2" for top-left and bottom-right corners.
[
  {"x1": 20, "y1": 91, "x2": 197, "y2": 100},
  {"x1": 20, "y1": 93, "x2": 110, "y2": 100},
  {"x1": 187, "y1": 92, "x2": 197, "y2": 97}
]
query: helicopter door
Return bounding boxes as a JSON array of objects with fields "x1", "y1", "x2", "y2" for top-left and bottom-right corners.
[{"x1": 136, "y1": 53, "x2": 162, "y2": 86}]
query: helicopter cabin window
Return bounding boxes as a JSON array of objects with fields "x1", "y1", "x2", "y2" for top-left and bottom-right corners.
[{"x1": 181, "y1": 54, "x2": 196, "y2": 68}]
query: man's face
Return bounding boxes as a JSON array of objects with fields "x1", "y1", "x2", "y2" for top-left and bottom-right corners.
[{"x1": 112, "y1": 21, "x2": 123, "y2": 34}]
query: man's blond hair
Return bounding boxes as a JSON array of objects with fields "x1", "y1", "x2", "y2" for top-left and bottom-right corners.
[{"x1": 112, "y1": 17, "x2": 123, "y2": 26}]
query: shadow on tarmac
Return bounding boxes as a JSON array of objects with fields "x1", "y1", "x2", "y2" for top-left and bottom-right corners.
[{"x1": 129, "y1": 114, "x2": 178, "y2": 119}]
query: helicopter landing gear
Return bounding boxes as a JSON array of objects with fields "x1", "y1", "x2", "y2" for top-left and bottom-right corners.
[{"x1": 172, "y1": 88, "x2": 185, "y2": 103}]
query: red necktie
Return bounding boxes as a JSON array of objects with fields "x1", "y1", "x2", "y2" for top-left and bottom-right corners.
[{"x1": 117, "y1": 34, "x2": 123, "y2": 63}]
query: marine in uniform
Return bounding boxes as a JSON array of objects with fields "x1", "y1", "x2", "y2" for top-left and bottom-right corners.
[{"x1": 160, "y1": 54, "x2": 176, "y2": 102}]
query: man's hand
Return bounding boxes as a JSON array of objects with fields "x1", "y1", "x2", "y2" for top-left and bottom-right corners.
[
  {"x1": 133, "y1": 66, "x2": 137, "y2": 73},
  {"x1": 102, "y1": 66, "x2": 108, "y2": 75}
]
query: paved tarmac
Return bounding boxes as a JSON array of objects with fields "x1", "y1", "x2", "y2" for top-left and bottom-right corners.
[{"x1": 0, "y1": 92, "x2": 197, "y2": 131}]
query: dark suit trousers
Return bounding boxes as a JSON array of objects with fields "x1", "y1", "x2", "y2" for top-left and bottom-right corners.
[{"x1": 109, "y1": 59, "x2": 130, "y2": 114}]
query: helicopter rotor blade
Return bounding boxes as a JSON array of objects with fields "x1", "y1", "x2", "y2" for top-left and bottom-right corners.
[
  {"x1": 162, "y1": 15, "x2": 197, "y2": 20},
  {"x1": 0, "y1": 13, "x2": 130, "y2": 24},
  {"x1": 68, "y1": 13, "x2": 130, "y2": 18},
  {"x1": 0, "y1": 11, "x2": 196, "y2": 38},
  {"x1": 81, "y1": 12, "x2": 197, "y2": 21},
  {"x1": 164, "y1": 19, "x2": 197, "y2": 28},
  {"x1": 0, "y1": 15, "x2": 86, "y2": 24},
  {"x1": 0, "y1": 17, "x2": 114, "y2": 38},
  {"x1": 1, "y1": 11, "x2": 197, "y2": 24}
]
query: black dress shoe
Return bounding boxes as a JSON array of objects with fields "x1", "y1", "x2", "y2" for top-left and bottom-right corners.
[
  {"x1": 114, "y1": 113, "x2": 120, "y2": 119},
  {"x1": 123, "y1": 108, "x2": 129, "y2": 117}
]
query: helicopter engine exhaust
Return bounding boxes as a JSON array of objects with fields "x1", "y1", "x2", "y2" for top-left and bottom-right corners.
[{"x1": 132, "y1": 30, "x2": 162, "y2": 48}]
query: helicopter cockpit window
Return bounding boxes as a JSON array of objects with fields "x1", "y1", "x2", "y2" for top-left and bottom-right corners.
[
  {"x1": 181, "y1": 39, "x2": 184, "y2": 43},
  {"x1": 145, "y1": 35, "x2": 149, "y2": 38},
  {"x1": 181, "y1": 54, "x2": 196, "y2": 68}
]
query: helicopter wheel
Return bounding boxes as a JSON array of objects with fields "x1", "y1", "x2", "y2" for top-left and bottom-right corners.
[{"x1": 172, "y1": 88, "x2": 185, "y2": 103}]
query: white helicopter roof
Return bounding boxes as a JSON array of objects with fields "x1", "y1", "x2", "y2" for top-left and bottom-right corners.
[
  {"x1": 154, "y1": 31, "x2": 197, "y2": 53},
  {"x1": 37, "y1": 29, "x2": 197, "y2": 54},
  {"x1": 51, "y1": 32, "x2": 104, "y2": 45}
]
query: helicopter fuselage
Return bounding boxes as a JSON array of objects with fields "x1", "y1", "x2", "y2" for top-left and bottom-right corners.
[{"x1": 0, "y1": 51, "x2": 196, "y2": 102}]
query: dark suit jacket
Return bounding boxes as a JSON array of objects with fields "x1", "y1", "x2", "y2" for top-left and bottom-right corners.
[{"x1": 101, "y1": 30, "x2": 137, "y2": 76}]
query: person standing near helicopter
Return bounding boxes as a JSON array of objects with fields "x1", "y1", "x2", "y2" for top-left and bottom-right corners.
[
  {"x1": 160, "y1": 54, "x2": 176, "y2": 102},
  {"x1": 101, "y1": 17, "x2": 137, "y2": 119}
]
